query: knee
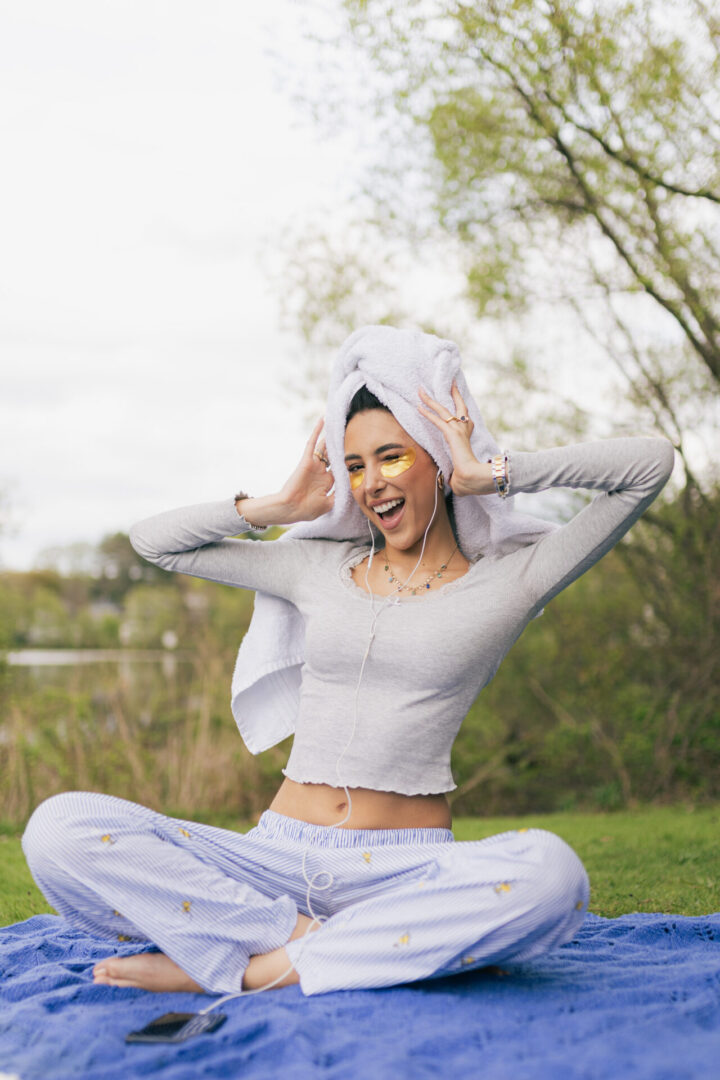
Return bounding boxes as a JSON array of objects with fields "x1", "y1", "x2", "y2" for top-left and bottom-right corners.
[
  {"x1": 528, "y1": 829, "x2": 589, "y2": 912},
  {"x1": 22, "y1": 791, "x2": 94, "y2": 869}
]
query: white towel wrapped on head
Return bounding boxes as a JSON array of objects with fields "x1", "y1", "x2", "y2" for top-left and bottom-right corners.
[{"x1": 231, "y1": 324, "x2": 557, "y2": 754}]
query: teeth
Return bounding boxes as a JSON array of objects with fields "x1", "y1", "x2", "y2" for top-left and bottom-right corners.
[{"x1": 374, "y1": 498, "x2": 404, "y2": 514}]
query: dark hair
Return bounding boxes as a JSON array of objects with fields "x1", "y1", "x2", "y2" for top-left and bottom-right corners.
[{"x1": 345, "y1": 385, "x2": 390, "y2": 426}]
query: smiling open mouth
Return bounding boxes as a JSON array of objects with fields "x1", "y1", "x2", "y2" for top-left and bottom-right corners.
[{"x1": 373, "y1": 497, "x2": 405, "y2": 524}]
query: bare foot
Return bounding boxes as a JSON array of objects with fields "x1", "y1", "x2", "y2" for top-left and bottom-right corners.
[
  {"x1": 92, "y1": 913, "x2": 319, "y2": 994},
  {"x1": 93, "y1": 951, "x2": 205, "y2": 993}
]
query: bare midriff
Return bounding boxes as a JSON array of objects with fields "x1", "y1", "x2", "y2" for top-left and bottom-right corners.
[{"x1": 269, "y1": 778, "x2": 452, "y2": 830}]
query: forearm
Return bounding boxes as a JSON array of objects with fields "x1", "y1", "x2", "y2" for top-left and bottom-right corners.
[
  {"x1": 508, "y1": 437, "x2": 675, "y2": 499},
  {"x1": 503, "y1": 437, "x2": 675, "y2": 609},
  {"x1": 234, "y1": 493, "x2": 304, "y2": 528},
  {"x1": 128, "y1": 498, "x2": 303, "y2": 599},
  {"x1": 130, "y1": 499, "x2": 255, "y2": 564}
]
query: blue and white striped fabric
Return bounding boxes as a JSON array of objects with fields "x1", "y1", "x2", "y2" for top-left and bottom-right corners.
[{"x1": 21, "y1": 792, "x2": 589, "y2": 996}]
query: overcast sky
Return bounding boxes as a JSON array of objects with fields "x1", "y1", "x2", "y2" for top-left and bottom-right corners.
[{"x1": 0, "y1": 1, "x2": 354, "y2": 570}]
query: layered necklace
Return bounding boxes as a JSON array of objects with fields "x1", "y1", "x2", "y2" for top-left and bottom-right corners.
[{"x1": 382, "y1": 543, "x2": 459, "y2": 596}]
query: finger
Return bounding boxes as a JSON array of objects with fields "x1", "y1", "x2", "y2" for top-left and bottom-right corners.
[
  {"x1": 450, "y1": 382, "x2": 468, "y2": 416},
  {"x1": 313, "y1": 440, "x2": 330, "y2": 469},
  {"x1": 418, "y1": 385, "x2": 454, "y2": 420},
  {"x1": 304, "y1": 417, "x2": 325, "y2": 459},
  {"x1": 418, "y1": 402, "x2": 452, "y2": 432}
]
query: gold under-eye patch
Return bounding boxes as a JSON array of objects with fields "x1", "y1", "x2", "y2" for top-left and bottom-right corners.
[
  {"x1": 380, "y1": 448, "x2": 416, "y2": 477},
  {"x1": 348, "y1": 448, "x2": 416, "y2": 489}
]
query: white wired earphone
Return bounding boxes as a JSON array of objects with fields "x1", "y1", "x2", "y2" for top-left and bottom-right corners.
[{"x1": 199, "y1": 469, "x2": 444, "y2": 1014}]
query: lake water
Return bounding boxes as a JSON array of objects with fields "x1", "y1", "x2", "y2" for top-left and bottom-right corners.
[
  {"x1": 7, "y1": 648, "x2": 187, "y2": 665},
  {"x1": 5, "y1": 648, "x2": 191, "y2": 685}
]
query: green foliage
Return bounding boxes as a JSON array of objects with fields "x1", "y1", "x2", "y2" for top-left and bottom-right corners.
[
  {"x1": 1, "y1": 487, "x2": 718, "y2": 824},
  {"x1": 451, "y1": 490, "x2": 720, "y2": 815},
  {"x1": 286, "y1": 0, "x2": 719, "y2": 454},
  {"x1": 122, "y1": 584, "x2": 186, "y2": 647}
]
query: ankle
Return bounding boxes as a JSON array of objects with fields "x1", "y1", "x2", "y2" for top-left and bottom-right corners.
[{"x1": 288, "y1": 913, "x2": 319, "y2": 942}]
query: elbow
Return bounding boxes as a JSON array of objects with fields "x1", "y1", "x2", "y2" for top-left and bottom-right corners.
[
  {"x1": 652, "y1": 437, "x2": 676, "y2": 487},
  {"x1": 128, "y1": 521, "x2": 159, "y2": 564}
]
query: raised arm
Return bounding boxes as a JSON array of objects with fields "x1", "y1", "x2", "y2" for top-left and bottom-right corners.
[
  {"x1": 128, "y1": 499, "x2": 306, "y2": 601},
  {"x1": 129, "y1": 418, "x2": 337, "y2": 601},
  {"x1": 507, "y1": 437, "x2": 675, "y2": 611}
]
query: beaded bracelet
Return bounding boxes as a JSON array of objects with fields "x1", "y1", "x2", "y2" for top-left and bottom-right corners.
[
  {"x1": 233, "y1": 491, "x2": 269, "y2": 532},
  {"x1": 488, "y1": 452, "x2": 510, "y2": 499}
]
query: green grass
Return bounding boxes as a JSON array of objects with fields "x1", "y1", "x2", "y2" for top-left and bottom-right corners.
[{"x1": 2, "y1": 805, "x2": 718, "y2": 926}]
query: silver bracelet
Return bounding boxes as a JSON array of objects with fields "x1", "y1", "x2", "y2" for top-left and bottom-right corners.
[{"x1": 233, "y1": 491, "x2": 269, "y2": 532}]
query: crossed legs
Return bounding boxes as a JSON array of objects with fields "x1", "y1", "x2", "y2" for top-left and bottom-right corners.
[
  {"x1": 91, "y1": 912, "x2": 319, "y2": 992},
  {"x1": 22, "y1": 792, "x2": 590, "y2": 997}
]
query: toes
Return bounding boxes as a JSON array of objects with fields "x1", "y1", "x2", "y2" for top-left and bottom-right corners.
[
  {"x1": 93, "y1": 959, "x2": 130, "y2": 984},
  {"x1": 95, "y1": 975, "x2": 140, "y2": 988}
]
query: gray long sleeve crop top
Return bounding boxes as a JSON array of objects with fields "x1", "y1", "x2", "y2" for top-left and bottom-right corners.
[{"x1": 129, "y1": 437, "x2": 675, "y2": 795}]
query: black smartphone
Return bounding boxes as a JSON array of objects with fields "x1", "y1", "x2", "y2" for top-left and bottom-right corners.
[{"x1": 125, "y1": 1011, "x2": 227, "y2": 1044}]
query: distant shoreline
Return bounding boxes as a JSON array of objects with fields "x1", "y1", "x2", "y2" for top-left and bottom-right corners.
[{"x1": 6, "y1": 648, "x2": 192, "y2": 666}]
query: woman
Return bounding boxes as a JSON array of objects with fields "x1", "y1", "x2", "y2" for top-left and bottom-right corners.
[{"x1": 21, "y1": 325, "x2": 674, "y2": 999}]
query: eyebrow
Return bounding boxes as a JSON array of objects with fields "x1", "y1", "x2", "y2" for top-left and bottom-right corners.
[{"x1": 344, "y1": 443, "x2": 405, "y2": 463}]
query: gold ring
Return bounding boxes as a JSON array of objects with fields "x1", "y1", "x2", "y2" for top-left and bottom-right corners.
[{"x1": 446, "y1": 415, "x2": 468, "y2": 424}]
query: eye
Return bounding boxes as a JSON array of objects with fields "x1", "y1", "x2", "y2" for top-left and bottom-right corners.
[
  {"x1": 380, "y1": 448, "x2": 416, "y2": 478},
  {"x1": 347, "y1": 464, "x2": 364, "y2": 473}
]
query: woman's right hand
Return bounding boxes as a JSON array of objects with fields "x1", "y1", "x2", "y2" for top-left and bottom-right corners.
[
  {"x1": 235, "y1": 418, "x2": 335, "y2": 527},
  {"x1": 278, "y1": 417, "x2": 335, "y2": 522}
]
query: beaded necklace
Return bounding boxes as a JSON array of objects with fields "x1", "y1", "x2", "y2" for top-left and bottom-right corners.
[{"x1": 382, "y1": 543, "x2": 459, "y2": 596}]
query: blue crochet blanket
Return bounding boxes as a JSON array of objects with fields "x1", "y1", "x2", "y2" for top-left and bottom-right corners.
[{"x1": 1, "y1": 912, "x2": 719, "y2": 1079}]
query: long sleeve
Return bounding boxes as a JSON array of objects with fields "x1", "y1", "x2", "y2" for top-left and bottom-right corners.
[
  {"x1": 128, "y1": 498, "x2": 306, "y2": 602},
  {"x1": 507, "y1": 437, "x2": 675, "y2": 610}
]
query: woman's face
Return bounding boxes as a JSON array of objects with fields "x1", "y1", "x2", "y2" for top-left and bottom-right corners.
[{"x1": 344, "y1": 408, "x2": 440, "y2": 549}]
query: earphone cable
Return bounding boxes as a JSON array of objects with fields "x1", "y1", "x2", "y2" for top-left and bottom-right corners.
[{"x1": 199, "y1": 471, "x2": 443, "y2": 1012}]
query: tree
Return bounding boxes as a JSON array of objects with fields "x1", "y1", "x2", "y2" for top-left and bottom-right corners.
[
  {"x1": 282, "y1": 0, "x2": 719, "y2": 477},
  {"x1": 275, "y1": 0, "x2": 720, "y2": 805}
]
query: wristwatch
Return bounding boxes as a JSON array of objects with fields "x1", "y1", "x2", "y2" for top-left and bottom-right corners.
[{"x1": 488, "y1": 453, "x2": 510, "y2": 498}]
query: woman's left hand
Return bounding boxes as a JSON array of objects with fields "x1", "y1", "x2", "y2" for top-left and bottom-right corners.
[{"x1": 417, "y1": 382, "x2": 492, "y2": 497}]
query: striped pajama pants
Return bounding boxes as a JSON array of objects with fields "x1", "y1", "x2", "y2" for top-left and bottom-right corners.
[{"x1": 21, "y1": 791, "x2": 589, "y2": 996}]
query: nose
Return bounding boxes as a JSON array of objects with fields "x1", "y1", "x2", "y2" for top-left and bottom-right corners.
[{"x1": 364, "y1": 461, "x2": 388, "y2": 495}]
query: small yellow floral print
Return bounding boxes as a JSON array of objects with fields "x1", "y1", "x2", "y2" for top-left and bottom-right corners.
[
  {"x1": 178, "y1": 828, "x2": 191, "y2": 838},
  {"x1": 101, "y1": 834, "x2": 114, "y2": 845},
  {"x1": 517, "y1": 828, "x2": 529, "y2": 833},
  {"x1": 362, "y1": 851, "x2": 372, "y2": 863},
  {"x1": 461, "y1": 955, "x2": 476, "y2": 966},
  {"x1": 117, "y1": 934, "x2": 132, "y2": 942},
  {"x1": 112, "y1": 910, "x2": 122, "y2": 917},
  {"x1": 494, "y1": 882, "x2": 512, "y2": 894},
  {"x1": 182, "y1": 900, "x2": 192, "y2": 913},
  {"x1": 393, "y1": 932, "x2": 410, "y2": 947},
  {"x1": 575, "y1": 901, "x2": 584, "y2": 910}
]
